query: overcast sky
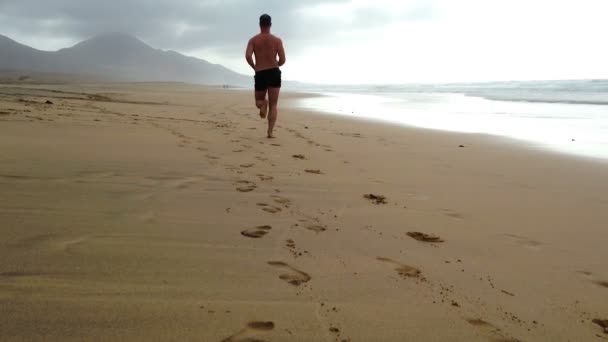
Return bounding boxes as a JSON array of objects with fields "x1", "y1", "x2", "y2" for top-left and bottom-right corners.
[{"x1": 1, "y1": 0, "x2": 607, "y2": 84}]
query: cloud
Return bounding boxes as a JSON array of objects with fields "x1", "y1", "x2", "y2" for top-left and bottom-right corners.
[
  {"x1": 0, "y1": 0, "x2": 436, "y2": 57},
  {"x1": 1, "y1": 0, "x2": 606, "y2": 83}
]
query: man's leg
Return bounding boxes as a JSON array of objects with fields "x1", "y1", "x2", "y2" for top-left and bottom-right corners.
[
  {"x1": 267, "y1": 87, "x2": 280, "y2": 138},
  {"x1": 255, "y1": 90, "x2": 268, "y2": 119}
]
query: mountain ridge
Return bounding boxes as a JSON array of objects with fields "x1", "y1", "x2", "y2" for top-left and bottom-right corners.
[{"x1": 0, "y1": 33, "x2": 250, "y2": 86}]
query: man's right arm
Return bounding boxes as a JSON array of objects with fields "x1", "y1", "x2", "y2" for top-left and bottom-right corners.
[
  {"x1": 245, "y1": 39, "x2": 255, "y2": 70},
  {"x1": 277, "y1": 39, "x2": 286, "y2": 67}
]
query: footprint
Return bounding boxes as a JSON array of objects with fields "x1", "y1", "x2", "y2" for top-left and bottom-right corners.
[
  {"x1": 9, "y1": 234, "x2": 90, "y2": 253},
  {"x1": 504, "y1": 234, "x2": 542, "y2": 247},
  {"x1": 364, "y1": 194, "x2": 387, "y2": 205},
  {"x1": 0, "y1": 271, "x2": 41, "y2": 278},
  {"x1": 593, "y1": 319, "x2": 608, "y2": 334},
  {"x1": 222, "y1": 321, "x2": 275, "y2": 342},
  {"x1": 262, "y1": 206, "x2": 282, "y2": 214},
  {"x1": 442, "y1": 209, "x2": 465, "y2": 219},
  {"x1": 257, "y1": 174, "x2": 274, "y2": 182},
  {"x1": 292, "y1": 154, "x2": 306, "y2": 160},
  {"x1": 169, "y1": 177, "x2": 200, "y2": 190},
  {"x1": 305, "y1": 169, "x2": 323, "y2": 175},
  {"x1": 268, "y1": 261, "x2": 311, "y2": 286},
  {"x1": 466, "y1": 318, "x2": 519, "y2": 341},
  {"x1": 306, "y1": 225, "x2": 327, "y2": 233},
  {"x1": 271, "y1": 195, "x2": 291, "y2": 208},
  {"x1": 377, "y1": 257, "x2": 421, "y2": 278},
  {"x1": 241, "y1": 226, "x2": 272, "y2": 239},
  {"x1": 235, "y1": 181, "x2": 257, "y2": 193},
  {"x1": 594, "y1": 280, "x2": 608, "y2": 288},
  {"x1": 407, "y1": 232, "x2": 444, "y2": 243},
  {"x1": 240, "y1": 164, "x2": 255, "y2": 168}
]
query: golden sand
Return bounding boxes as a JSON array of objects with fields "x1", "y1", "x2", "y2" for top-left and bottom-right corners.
[{"x1": 1, "y1": 83, "x2": 607, "y2": 341}]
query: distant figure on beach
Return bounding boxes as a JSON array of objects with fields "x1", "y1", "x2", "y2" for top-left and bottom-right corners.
[{"x1": 245, "y1": 14, "x2": 286, "y2": 138}]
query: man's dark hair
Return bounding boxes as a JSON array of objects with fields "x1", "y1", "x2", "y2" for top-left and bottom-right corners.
[{"x1": 259, "y1": 14, "x2": 272, "y2": 27}]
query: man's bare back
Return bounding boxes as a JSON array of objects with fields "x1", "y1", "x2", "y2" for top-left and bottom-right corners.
[
  {"x1": 245, "y1": 14, "x2": 286, "y2": 139},
  {"x1": 247, "y1": 33, "x2": 285, "y2": 72}
]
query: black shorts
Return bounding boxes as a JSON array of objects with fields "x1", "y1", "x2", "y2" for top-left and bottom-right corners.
[{"x1": 254, "y1": 68, "x2": 281, "y2": 91}]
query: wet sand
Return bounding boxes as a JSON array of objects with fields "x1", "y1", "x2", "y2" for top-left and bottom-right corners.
[{"x1": 1, "y1": 83, "x2": 607, "y2": 341}]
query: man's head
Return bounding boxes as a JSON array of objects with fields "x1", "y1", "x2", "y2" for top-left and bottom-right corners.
[{"x1": 259, "y1": 14, "x2": 272, "y2": 28}]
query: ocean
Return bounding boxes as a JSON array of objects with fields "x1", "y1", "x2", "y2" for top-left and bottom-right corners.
[{"x1": 290, "y1": 80, "x2": 608, "y2": 160}]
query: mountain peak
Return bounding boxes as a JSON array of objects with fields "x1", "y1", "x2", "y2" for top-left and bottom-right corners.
[{"x1": 69, "y1": 33, "x2": 153, "y2": 52}]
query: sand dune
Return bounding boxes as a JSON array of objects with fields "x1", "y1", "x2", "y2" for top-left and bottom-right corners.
[{"x1": 1, "y1": 83, "x2": 607, "y2": 341}]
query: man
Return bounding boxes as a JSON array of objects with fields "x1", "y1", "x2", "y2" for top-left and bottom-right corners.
[{"x1": 245, "y1": 14, "x2": 286, "y2": 138}]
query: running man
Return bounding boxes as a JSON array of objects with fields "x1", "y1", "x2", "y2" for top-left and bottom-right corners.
[{"x1": 245, "y1": 14, "x2": 286, "y2": 138}]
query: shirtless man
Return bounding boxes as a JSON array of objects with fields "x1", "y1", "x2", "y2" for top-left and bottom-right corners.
[{"x1": 245, "y1": 14, "x2": 286, "y2": 138}]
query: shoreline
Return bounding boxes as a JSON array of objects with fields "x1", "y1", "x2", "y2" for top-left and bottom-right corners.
[
  {"x1": 288, "y1": 89, "x2": 608, "y2": 162},
  {"x1": 1, "y1": 83, "x2": 607, "y2": 341}
]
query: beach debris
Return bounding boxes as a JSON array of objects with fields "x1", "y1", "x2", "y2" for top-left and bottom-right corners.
[
  {"x1": 407, "y1": 231, "x2": 444, "y2": 243},
  {"x1": 305, "y1": 169, "x2": 322, "y2": 174},
  {"x1": 364, "y1": 194, "x2": 387, "y2": 204},
  {"x1": 292, "y1": 154, "x2": 306, "y2": 159},
  {"x1": 592, "y1": 319, "x2": 608, "y2": 334},
  {"x1": 45, "y1": 100, "x2": 54, "y2": 105}
]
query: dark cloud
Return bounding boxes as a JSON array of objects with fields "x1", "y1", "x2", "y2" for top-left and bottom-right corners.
[{"x1": 0, "y1": 0, "x2": 434, "y2": 56}]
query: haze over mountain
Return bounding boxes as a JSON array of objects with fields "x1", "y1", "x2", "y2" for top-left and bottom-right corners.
[{"x1": 0, "y1": 33, "x2": 250, "y2": 85}]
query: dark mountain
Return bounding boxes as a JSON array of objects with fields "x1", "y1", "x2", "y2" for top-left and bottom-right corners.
[{"x1": 0, "y1": 33, "x2": 250, "y2": 86}]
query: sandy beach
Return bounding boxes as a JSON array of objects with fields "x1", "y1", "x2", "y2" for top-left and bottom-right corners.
[{"x1": 1, "y1": 83, "x2": 607, "y2": 341}]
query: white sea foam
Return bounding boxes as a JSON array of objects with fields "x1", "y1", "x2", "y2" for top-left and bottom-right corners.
[{"x1": 290, "y1": 80, "x2": 608, "y2": 160}]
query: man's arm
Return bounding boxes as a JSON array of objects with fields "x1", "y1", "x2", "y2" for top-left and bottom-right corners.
[
  {"x1": 245, "y1": 39, "x2": 255, "y2": 70},
  {"x1": 277, "y1": 39, "x2": 286, "y2": 67}
]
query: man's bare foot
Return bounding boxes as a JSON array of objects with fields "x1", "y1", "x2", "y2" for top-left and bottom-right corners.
[{"x1": 259, "y1": 100, "x2": 268, "y2": 119}]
